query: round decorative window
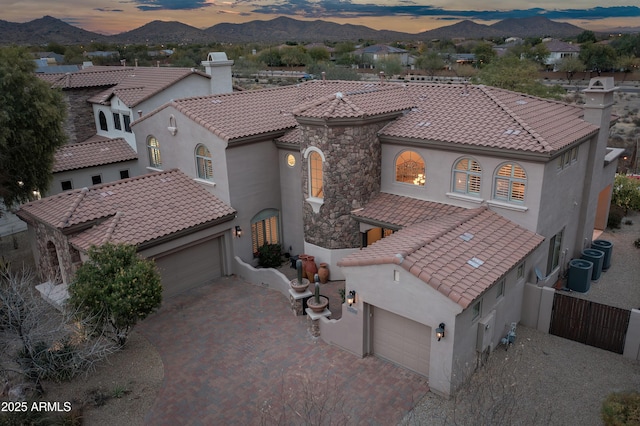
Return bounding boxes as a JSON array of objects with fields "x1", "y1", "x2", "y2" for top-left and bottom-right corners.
[{"x1": 286, "y1": 153, "x2": 296, "y2": 167}]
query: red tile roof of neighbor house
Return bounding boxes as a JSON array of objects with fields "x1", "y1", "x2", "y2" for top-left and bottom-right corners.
[
  {"x1": 145, "y1": 80, "x2": 600, "y2": 155},
  {"x1": 87, "y1": 67, "x2": 209, "y2": 108},
  {"x1": 339, "y1": 201, "x2": 544, "y2": 309},
  {"x1": 17, "y1": 169, "x2": 236, "y2": 251},
  {"x1": 53, "y1": 137, "x2": 137, "y2": 172}
]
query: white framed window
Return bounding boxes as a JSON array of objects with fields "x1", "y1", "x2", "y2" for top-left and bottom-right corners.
[
  {"x1": 195, "y1": 144, "x2": 213, "y2": 180},
  {"x1": 452, "y1": 157, "x2": 482, "y2": 195},
  {"x1": 147, "y1": 136, "x2": 162, "y2": 168},
  {"x1": 123, "y1": 114, "x2": 132, "y2": 133},
  {"x1": 517, "y1": 262, "x2": 525, "y2": 280},
  {"x1": 395, "y1": 150, "x2": 425, "y2": 186},
  {"x1": 472, "y1": 300, "x2": 482, "y2": 321},
  {"x1": 61, "y1": 180, "x2": 73, "y2": 191},
  {"x1": 91, "y1": 174, "x2": 102, "y2": 185},
  {"x1": 494, "y1": 163, "x2": 526, "y2": 203},
  {"x1": 557, "y1": 147, "x2": 579, "y2": 171},
  {"x1": 113, "y1": 112, "x2": 122, "y2": 131},
  {"x1": 496, "y1": 279, "x2": 505, "y2": 299},
  {"x1": 251, "y1": 209, "x2": 280, "y2": 256},
  {"x1": 98, "y1": 111, "x2": 108, "y2": 131},
  {"x1": 309, "y1": 150, "x2": 323, "y2": 198},
  {"x1": 547, "y1": 228, "x2": 564, "y2": 275}
]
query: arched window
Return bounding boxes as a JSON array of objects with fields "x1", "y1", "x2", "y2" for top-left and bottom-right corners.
[
  {"x1": 452, "y1": 158, "x2": 482, "y2": 195},
  {"x1": 195, "y1": 144, "x2": 213, "y2": 180},
  {"x1": 494, "y1": 163, "x2": 526, "y2": 203},
  {"x1": 309, "y1": 151, "x2": 323, "y2": 198},
  {"x1": 147, "y1": 136, "x2": 162, "y2": 168},
  {"x1": 98, "y1": 111, "x2": 108, "y2": 131},
  {"x1": 251, "y1": 209, "x2": 280, "y2": 256},
  {"x1": 395, "y1": 150, "x2": 425, "y2": 186}
]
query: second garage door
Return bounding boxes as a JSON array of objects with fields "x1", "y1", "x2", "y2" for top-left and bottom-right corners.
[
  {"x1": 371, "y1": 306, "x2": 431, "y2": 377},
  {"x1": 154, "y1": 237, "x2": 223, "y2": 298}
]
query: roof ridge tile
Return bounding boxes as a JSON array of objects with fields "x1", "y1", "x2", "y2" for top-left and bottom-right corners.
[{"x1": 57, "y1": 187, "x2": 89, "y2": 228}]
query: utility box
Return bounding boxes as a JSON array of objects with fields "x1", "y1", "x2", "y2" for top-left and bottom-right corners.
[{"x1": 476, "y1": 311, "x2": 496, "y2": 352}]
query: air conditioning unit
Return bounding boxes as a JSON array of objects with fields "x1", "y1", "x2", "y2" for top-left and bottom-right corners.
[{"x1": 476, "y1": 310, "x2": 496, "y2": 353}]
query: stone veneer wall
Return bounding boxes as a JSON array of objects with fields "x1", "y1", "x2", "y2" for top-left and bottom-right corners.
[
  {"x1": 63, "y1": 88, "x2": 104, "y2": 144},
  {"x1": 300, "y1": 120, "x2": 389, "y2": 249},
  {"x1": 29, "y1": 221, "x2": 76, "y2": 285}
]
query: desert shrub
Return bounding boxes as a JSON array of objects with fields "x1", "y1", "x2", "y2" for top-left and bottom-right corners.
[
  {"x1": 257, "y1": 243, "x2": 282, "y2": 268},
  {"x1": 602, "y1": 391, "x2": 640, "y2": 425},
  {"x1": 634, "y1": 238, "x2": 640, "y2": 249},
  {"x1": 68, "y1": 243, "x2": 162, "y2": 346},
  {"x1": 608, "y1": 204, "x2": 625, "y2": 229}
]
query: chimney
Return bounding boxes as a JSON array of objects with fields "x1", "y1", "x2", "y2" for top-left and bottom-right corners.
[
  {"x1": 575, "y1": 77, "x2": 618, "y2": 251},
  {"x1": 201, "y1": 52, "x2": 234, "y2": 95}
]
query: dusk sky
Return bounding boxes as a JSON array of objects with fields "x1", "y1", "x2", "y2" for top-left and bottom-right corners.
[{"x1": 4, "y1": 0, "x2": 640, "y2": 35}]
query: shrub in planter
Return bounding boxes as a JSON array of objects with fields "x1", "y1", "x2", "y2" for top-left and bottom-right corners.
[{"x1": 257, "y1": 243, "x2": 282, "y2": 268}]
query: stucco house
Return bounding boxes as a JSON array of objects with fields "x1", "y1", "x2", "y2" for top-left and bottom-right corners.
[
  {"x1": 542, "y1": 39, "x2": 581, "y2": 71},
  {"x1": 16, "y1": 169, "x2": 236, "y2": 300},
  {"x1": 40, "y1": 53, "x2": 234, "y2": 196},
  {"x1": 127, "y1": 75, "x2": 621, "y2": 396}
]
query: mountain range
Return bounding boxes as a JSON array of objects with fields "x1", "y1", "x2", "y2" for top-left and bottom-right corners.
[{"x1": 0, "y1": 15, "x2": 592, "y2": 46}]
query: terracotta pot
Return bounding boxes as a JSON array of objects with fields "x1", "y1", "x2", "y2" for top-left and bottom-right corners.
[
  {"x1": 290, "y1": 278, "x2": 310, "y2": 293},
  {"x1": 305, "y1": 255, "x2": 318, "y2": 282},
  {"x1": 307, "y1": 295, "x2": 329, "y2": 313},
  {"x1": 318, "y1": 263, "x2": 330, "y2": 283}
]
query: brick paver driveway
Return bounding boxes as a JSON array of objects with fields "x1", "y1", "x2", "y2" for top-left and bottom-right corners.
[{"x1": 138, "y1": 276, "x2": 429, "y2": 425}]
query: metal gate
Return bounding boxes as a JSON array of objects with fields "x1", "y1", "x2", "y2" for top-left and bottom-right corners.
[{"x1": 549, "y1": 292, "x2": 630, "y2": 354}]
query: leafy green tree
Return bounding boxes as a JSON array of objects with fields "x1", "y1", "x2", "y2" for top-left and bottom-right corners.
[
  {"x1": 557, "y1": 56, "x2": 585, "y2": 85},
  {"x1": 280, "y1": 46, "x2": 309, "y2": 67},
  {"x1": 579, "y1": 42, "x2": 618, "y2": 72},
  {"x1": 610, "y1": 33, "x2": 640, "y2": 57},
  {"x1": 257, "y1": 48, "x2": 282, "y2": 67},
  {"x1": 472, "y1": 42, "x2": 497, "y2": 67},
  {"x1": 474, "y1": 55, "x2": 565, "y2": 99},
  {"x1": 415, "y1": 52, "x2": 445, "y2": 80},
  {"x1": 307, "y1": 46, "x2": 330, "y2": 62},
  {"x1": 617, "y1": 55, "x2": 640, "y2": 82},
  {"x1": 375, "y1": 56, "x2": 403, "y2": 77},
  {"x1": 69, "y1": 243, "x2": 162, "y2": 346},
  {"x1": 577, "y1": 30, "x2": 597, "y2": 44},
  {"x1": 0, "y1": 47, "x2": 67, "y2": 210},
  {"x1": 611, "y1": 174, "x2": 640, "y2": 214}
]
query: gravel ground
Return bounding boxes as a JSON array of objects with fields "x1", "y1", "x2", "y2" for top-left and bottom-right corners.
[{"x1": 403, "y1": 213, "x2": 640, "y2": 426}]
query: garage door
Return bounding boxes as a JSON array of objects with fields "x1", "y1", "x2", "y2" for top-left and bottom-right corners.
[
  {"x1": 154, "y1": 237, "x2": 223, "y2": 298},
  {"x1": 372, "y1": 306, "x2": 431, "y2": 376}
]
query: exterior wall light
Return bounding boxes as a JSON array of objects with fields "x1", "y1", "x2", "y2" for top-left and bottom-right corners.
[
  {"x1": 234, "y1": 225, "x2": 242, "y2": 238},
  {"x1": 347, "y1": 290, "x2": 356, "y2": 306},
  {"x1": 436, "y1": 323, "x2": 446, "y2": 341}
]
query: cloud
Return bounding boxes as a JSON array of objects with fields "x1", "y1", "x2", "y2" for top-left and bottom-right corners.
[
  {"x1": 249, "y1": 2, "x2": 640, "y2": 21},
  {"x1": 132, "y1": 0, "x2": 212, "y2": 11},
  {"x1": 93, "y1": 7, "x2": 124, "y2": 12}
]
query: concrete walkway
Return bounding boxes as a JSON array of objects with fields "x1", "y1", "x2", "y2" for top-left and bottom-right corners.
[{"x1": 138, "y1": 276, "x2": 428, "y2": 425}]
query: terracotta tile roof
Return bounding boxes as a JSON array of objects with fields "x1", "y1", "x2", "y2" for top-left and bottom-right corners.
[
  {"x1": 48, "y1": 66, "x2": 136, "y2": 89},
  {"x1": 379, "y1": 84, "x2": 599, "y2": 154},
  {"x1": 292, "y1": 85, "x2": 415, "y2": 120},
  {"x1": 156, "y1": 80, "x2": 390, "y2": 141},
  {"x1": 53, "y1": 137, "x2": 137, "y2": 172},
  {"x1": 276, "y1": 128, "x2": 302, "y2": 144},
  {"x1": 87, "y1": 67, "x2": 209, "y2": 107},
  {"x1": 340, "y1": 205, "x2": 544, "y2": 309},
  {"x1": 144, "y1": 80, "x2": 600, "y2": 154},
  {"x1": 17, "y1": 169, "x2": 236, "y2": 251},
  {"x1": 543, "y1": 39, "x2": 580, "y2": 53},
  {"x1": 352, "y1": 192, "x2": 467, "y2": 228}
]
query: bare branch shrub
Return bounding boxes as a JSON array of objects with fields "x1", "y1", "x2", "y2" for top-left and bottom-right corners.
[
  {"x1": 258, "y1": 371, "x2": 350, "y2": 426},
  {"x1": 0, "y1": 267, "x2": 119, "y2": 394}
]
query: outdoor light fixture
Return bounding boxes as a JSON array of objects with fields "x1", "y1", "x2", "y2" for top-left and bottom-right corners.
[
  {"x1": 234, "y1": 225, "x2": 242, "y2": 238},
  {"x1": 436, "y1": 323, "x2": 446, "y2": 341},
  {"x1": 347, "y1": 290, "x2": 356, "y2": 306}
]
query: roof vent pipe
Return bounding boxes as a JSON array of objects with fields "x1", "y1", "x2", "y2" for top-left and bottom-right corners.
[{"x1": 379, "y1": 71, "x2": 385, "y2": 84}]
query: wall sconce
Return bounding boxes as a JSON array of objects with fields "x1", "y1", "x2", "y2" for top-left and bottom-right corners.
[
  {"x1": 347, "y1": 290, "x2": 356, "y2": 306},
  {"x1": 234, "y1": 225, "x2": 242, "y2": 238},
  {"x1": 436, "y1": 323, "x2": 446, "y2": 341}
]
